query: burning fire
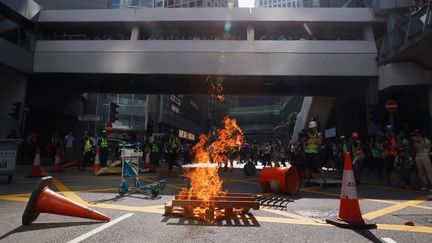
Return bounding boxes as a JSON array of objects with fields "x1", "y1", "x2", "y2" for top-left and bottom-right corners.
[
  {"x1": 182, "y1": 116, "x2": 243, "y2": 222},
  {"x1": 207, "y1": 75, "x2": 225, "y2": 102}
]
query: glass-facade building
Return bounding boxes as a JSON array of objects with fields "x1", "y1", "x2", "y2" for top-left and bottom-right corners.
[
  {"x1": 109, "y1": 0, "x2": 161, "y2": 8},
  {"x1": 96, "y1": 93, "x2": 148, "y2": 131},
  {"x1": 255, "y1": 0, "x2": 372, "y2": 8},
  {"x1": 108, "y1": 0, "x2": 237, "y2": 8}
]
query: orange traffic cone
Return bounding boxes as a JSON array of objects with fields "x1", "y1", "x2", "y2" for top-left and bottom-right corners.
[
  {"x1": 22, "y1": 176, "x2": 110, "y2": 225},
  {"x1": 143, "y1": 152, "x2": 156, "y2": 172},
  {"x1": 62, "y1": 160, "x2": 78, "y2": 169},
  {"x1": 27, "y1": 148, "x2": 43, "y2": 178},
  {"x1": 325, "y1": 152, "x2": 376, "y2": 229},
  {"x1": 93, "y1": 149, "x2": 101, "y2": 175},
  {"x1": 53, "y1": 148, "x2": 62, "y2": 171}
]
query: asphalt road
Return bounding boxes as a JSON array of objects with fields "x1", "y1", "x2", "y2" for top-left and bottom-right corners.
[{"x1": 0, "y1": 164, "x2": 431, "y2": 243}]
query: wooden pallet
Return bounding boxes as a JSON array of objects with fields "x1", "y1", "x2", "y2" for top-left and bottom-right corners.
[{"x1": 165, "y1": 192, "x2": 259, "y2": 221}]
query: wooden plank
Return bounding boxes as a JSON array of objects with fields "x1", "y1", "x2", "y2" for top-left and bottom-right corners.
[
  {"x1": 171, "y1": 200, "x2": 260, "y2": 210},
  {"x1": 178, "y1": 192, "x2": 252, "y2": 197},
  {"x1": 175, "y1": 195, "x2": 256, "y2": 201},
  {"x1": 94, "y1": 166, "x2": 122, "y2": 176}
]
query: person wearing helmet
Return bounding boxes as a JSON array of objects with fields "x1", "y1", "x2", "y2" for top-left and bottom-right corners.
[
  {"x1": 371, "y1": 134, "x2": 385, "y2": 181},
  {"x1": 394, "y1": 148, "x2": 414, "y2": 191},
  {"x1": 412, "y1": 130, "x2": 432, "y2": 192},
  {"x1": 337, "y1": 135, "x2": 348, "y2": 172},
  {"x1": 251, "y1": 140, "x2": 259, "y2": 165},
  {"x1": 80, "y1": 131, "x2": 93, "y2": 171},
  {"x1": 167, "y1": 129, "x2": 181, "y2": 171},
  {"x1": 262, "y1": 142, "x2": 272, "y2": 168},
  {"x1": 301, "y1": 120, "x2": 326, "y2": 188},
  {"x1": 350, "y1": 131, "x2": 365, "y2": 185},
  {"x1": 100, "y1": 130, "x2": 109, "y2": 167},
  {"x1": 384, "y1": 125, "x2": 398, "y2": 185}
]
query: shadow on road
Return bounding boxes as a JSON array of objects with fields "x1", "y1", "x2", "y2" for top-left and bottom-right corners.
[
  {"x1": 352, "y1": 229, "x2": 382, "y2": 243},
  {"x1": 0, "y1": 221, "x2": 101, "y2": 240},
  {"x1": 162, "y1": 213, "x2": 261, "y2": 227}
]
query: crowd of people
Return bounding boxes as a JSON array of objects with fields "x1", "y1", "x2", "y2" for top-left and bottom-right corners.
[
  {"x1": 145, "y1": 33, "x2": 245, "y2": 41},
  {"x1": 292, "y1": 121, "x2": 432, "y2": 198},
  {"x1": 22, "y1": 119, "x2": 432, "y2": 200},
  {"x1": 39, "y1": 32, "x2": 131, "y2": 41}
]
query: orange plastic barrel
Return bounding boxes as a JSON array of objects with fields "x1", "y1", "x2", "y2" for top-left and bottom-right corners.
[{"x1": 259, "y1": 166, "x2": 300, "y2": 195}]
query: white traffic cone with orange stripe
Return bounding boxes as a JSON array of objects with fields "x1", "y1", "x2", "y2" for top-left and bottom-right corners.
[
  {"x1": 93, "y1": 149, "x2": 101, "y2": 175},
  {"x1": 53, "y1": 148, "x2": 62, "y2": 171},
  {"x1": 27, "y1": 148, "x2": 43, "y2": 177},
  {"x1": 143, "y1": 152, "x2": 155, "y2": 172},
  {"x1": 325, "y1": 152, "x2": 376, "y2": 229}
]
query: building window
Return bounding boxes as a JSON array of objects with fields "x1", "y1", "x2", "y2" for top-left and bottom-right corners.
[
  {"x1": 171, "y1": 104, "x2": 180, "y2": 113},
  {"x1": 179, "y1": 129, "x2": 195, "y2": 141}
]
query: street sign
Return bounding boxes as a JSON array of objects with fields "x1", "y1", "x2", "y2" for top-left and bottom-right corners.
[
  {"x1": 105, "y1": 121, "x2": 113, "y2": 136},
  {"x1": 385, "y1": 100, "x2": 398, "y2": 113},
  {"x1": 78, "y1": 115, "x2": 101, "y2": 122}
]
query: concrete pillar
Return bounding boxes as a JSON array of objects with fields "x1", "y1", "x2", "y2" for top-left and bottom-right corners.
[
  {"x1": 247, "y1": 25, "x2": 254, "y2": 41},
  {"x1": 131, "y1": 25, "x2": 140, "y2": 41},
  {"x1": 365, "y1": 79, "x2": 380, "y2": 135},
  {"x1": 387, "y1": 13, "x2": 399, "y2": 31},
  {"x1": 335, "y1": 97, "x2": 346, "y2": 137},
  {"x1": 363, "y1": 26, "x2": 374, "y2": 41},
  {"x1": 146, "y1": 95, "x2": 162, "y2": 132},
  {"x1": 428, "y1": 86, "x2": 432, "y2": 131}
]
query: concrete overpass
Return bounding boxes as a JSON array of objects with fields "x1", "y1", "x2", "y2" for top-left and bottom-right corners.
[
  {"x1": 31, "y1": 7, "x2": 384, "y2": 96},
  {"x1": 1, "y1": 3, "x2": 389, "y2": 138}
]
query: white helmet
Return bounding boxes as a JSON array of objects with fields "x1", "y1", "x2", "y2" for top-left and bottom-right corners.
[{"x1": 309, "y1": 121, "x2": 317, "y2": 128}]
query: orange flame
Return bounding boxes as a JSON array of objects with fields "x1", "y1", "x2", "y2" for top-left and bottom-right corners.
[
  {"x1": 208, "y1": 76, "x2": 225, "y2": 102},
  {"x1": 182, "y1": 116, "x2": 243, "y2": 222}
]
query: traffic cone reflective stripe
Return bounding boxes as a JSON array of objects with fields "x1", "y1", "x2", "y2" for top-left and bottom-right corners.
[
  {"x1": 28, "y1": 148, "x2": 42, "y2": 177},
  {"x1": 325, "y1": 152, "x2": 376, "y2": 229},
  {"x1": 35, "y1": 187, "x2": 109, "y2": 221},
  {"x1": 144, "y1": 152, "x2": 156, "y2": 172},
  {"x1": 53, "y1": 148, "x2": 62, "y2": 171},
  {"x1": 93, "y1": 149, "x2": 101, "y2": 174},
  {"x1": 338, "y1": 152, "x2": 364, "y2": 223},
  {"x1": 22, "y1": 176, "x2": 110, "y2": 225}
]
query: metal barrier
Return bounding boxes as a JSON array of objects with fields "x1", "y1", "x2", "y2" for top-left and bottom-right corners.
[{"x1": 378, "y1": 1, "x2": 432, "y2": 61}]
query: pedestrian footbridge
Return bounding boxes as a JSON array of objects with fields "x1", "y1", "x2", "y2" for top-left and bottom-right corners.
[{"x1": 33, "y1": 8, "x2": 383, "y2": 78}]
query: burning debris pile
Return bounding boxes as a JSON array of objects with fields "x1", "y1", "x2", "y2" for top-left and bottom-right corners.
[
  {"x1": 165, "y1": 117, "x2": 259, "y2": 222},
  {"x1": 207, "y1": 75, "x2": 225, "y2": 102}
]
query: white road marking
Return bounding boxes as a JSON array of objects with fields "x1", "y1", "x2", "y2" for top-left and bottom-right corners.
[
  {"x1": 381, "y1": 237, "x2": 397, "y2": 243},
  {"x1": 67, "y1": 213, "x2": 134, "y2": 243}
]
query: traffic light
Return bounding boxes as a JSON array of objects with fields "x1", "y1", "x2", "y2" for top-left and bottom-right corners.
[
  {"x1": 109, "y1": 102, "x2": 119, "y2": 122},
  {"x1": 9, "y1": 102, "x2": 21, "y2": 121}
]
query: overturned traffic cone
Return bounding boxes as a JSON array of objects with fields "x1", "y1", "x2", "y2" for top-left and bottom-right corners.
[
  {"x1": 22, "y1": 176, "x2": 110, "y2": 225},
  {"x1": 325, "y1": 152, "x2": 376, "y2": 229},
  {"x1": 53, "y1": 148, "x2": 62, "y2": 172},
  {"x1": 62, "y1": 160, "x2": 78, "y2": 169},
  {"x1": 93, "y1": 149, "x2": 101, "y2": 175},
  {"x1": 27, "y1": 148, "x2": 43, "y2": 178}
]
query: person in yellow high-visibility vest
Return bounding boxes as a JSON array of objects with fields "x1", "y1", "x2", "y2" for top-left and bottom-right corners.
[
  {"x1": 350, "y1": 131, "x2": 365, "y2": 185},
  {"x1": 167, "y1": 129, "x2": 181, "y2": 171},
  {"x1": 100, "y1": 130, "x2": 109, "y2": 167},
  {"x1": 412, "y1": 130, "x2": 432, "y2": 192},
  {"x1": 80, "y1": 131, "x2": 93, "y2": 171},
  {"x1": 301, "y1": 121, "x2": 326, "y2": 188}
]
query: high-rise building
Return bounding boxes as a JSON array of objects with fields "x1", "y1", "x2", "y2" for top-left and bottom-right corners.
[
  {"x1": 162, "y1": 0, "x2": 237, "y2": 8},
  {"x1": 35, "y1": 0, "x2": 109, "y2": 9},
  {"x1": 28, "y1": 0, "x2": 212, "y2": 140},
  {"x1": 108, "y1": 0, "x2": 237, "y2": 8},
  {"x1": 255, "y1": 0, "x2": 303, "y2": 8},
  {"x1": 255, "y1": 0, "x2": 368, "y2": 8}
]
